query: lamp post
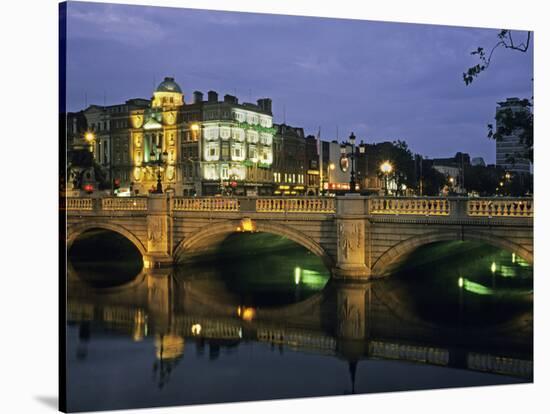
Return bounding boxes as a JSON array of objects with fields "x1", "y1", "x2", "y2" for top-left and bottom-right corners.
[
  {"x1": 328, "y1": 162, "x2": 335, "y2": 194},
  {"x1": 84, "y1": 131, "x2": 96, "y2": 154},
  {"x1": 148, "y1": 148, "x2": 168, "y2": 194},
  {"x1": 380, "y1": 161, "x2": 393, "y2": 196},
  {"x1": 340, "y1": 133, "x2": 366, "y2": 193}
]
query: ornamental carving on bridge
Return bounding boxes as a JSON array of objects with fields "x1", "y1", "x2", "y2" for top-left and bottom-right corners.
[
  {"x1": 338, "y1": 297, "x2": 362, "y2": 338},
  {"x1": 339, "y1": 222, "x2": 361, "y2": 260},
  {"x1": 148, "y1": 216, "x2": 165, "y2": 244}
]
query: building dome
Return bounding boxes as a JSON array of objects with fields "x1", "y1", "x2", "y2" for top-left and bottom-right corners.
[{"x1": 156, "y1": 77, "x2": 182, "y2": 93}]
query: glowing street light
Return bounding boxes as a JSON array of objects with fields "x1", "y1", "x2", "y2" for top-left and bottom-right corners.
[
  {"x1": 380, "y1": 161, "x2": 393, "y2": 195},
  {"x1": 380, "y1": 161, "x2": 393, "y2": 174},
  {"x1": 84, "y1": 131, "x2": 95, "y2": 142},
  {"x1": 84, "y1": 131, "x2": 96, "y2": 154}
]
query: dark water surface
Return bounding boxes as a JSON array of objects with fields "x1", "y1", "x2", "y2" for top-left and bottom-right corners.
[{"x1": 66, "y1": 234, "x2": 533, "y2": 412}]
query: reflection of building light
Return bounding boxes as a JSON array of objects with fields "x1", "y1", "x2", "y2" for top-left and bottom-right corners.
[
  {"x1": 294, "y1": 267, "x2": 301, "y2": 285},
  {"x1": 132, "y1": 310, "x2": 147, "y2": 342},
  {"x1": 191, "y1": 324, "x2": 202, "y2": 336},
  {"x1": 512, "y1": 253, "x2": 516, "y2": 263},
  {"x1": 458, "y1": 277, "x2": 464, "y2": 288},
  {"x1": 155, "y1": 334, "x2": 185, "y2": 360},
  {"x1": 237, "y1": 306, "x2": 255, "y2": 322},
  {"x1": 491, "y1": 262, "x2": 497, "y2": 273}
]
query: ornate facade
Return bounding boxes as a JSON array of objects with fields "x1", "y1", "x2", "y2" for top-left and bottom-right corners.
[{"x1": 68, "y1": 77, "x2": 276, "y2": 196}]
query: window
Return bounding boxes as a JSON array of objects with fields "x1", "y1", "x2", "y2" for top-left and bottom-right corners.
[
  {"x1": 221, "y1": 164, "x2": 229, "y2": 179},
  {"x1": 221, "y1": 143, "x2": 229, "y2": 159}
]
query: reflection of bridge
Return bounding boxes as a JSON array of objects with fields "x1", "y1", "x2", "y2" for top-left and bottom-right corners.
[
  {"x1": 65, "y1": 195, "x2": 533, "y2": 277},
  {"x1": 67, "y1": 269, "x2": 533, "y2": 379}
]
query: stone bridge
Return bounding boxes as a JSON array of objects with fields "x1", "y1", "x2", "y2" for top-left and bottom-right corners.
[{"x1": 64, "y1": 195, "x2": 533, "y2": 278}]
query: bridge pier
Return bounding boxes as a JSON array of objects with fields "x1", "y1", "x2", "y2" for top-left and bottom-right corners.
[
  {"x1": 334, "y1": 196, "x2": 371, "y2": 280},
  {"x1": 143, "y1": 194, "x2": 174, "y2": 268}
]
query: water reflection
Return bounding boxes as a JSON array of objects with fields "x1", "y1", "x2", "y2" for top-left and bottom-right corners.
[{"x1": 66, "y1": 240, "x2": 533, "y2": 412}]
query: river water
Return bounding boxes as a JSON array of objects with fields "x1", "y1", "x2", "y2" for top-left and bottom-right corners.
[{"x1": 66, "y1": 232, "x2": 533, "y2": 412}]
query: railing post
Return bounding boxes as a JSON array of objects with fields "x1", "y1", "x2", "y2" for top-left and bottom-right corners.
[
  {"x1": 240, "y1": 197, "x2": 257, "y2": 213},
  {"x1": 143, "y1": 194, "x2": 173, "y2": 268},
  {"x1": 334, "y1": 195, "x2": 370, "y2": 279},
  {"x1": 449, "y1": 198, "x2": 466, "y2": 219}
]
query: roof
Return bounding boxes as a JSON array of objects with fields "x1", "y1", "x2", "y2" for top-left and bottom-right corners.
[{"x1": 156, "y1": 77, "x2": 182, "y2": 93}]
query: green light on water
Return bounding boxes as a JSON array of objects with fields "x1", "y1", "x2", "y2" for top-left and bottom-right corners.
[
  {"x1": 516, "y1": 256, "x2": 531, "y2": 267},
  {"x1": 512, "y1": 253, "x2": 516, "y2": 264},
  {"x1": 499, "y1": 265, "x2": 517, "y2": 278},
  {"x1": 463, "y1": 278, "x2": 493, "y2": 295},
  {"x1": 491, "y1": 262, "x2": 497, "y2": 274},
  {"x1": 458, "y1": 277, "x2": 464, "y2": 288},
  {"x1": 294, "y1": 267, "x2": 301, "y2": 285}
]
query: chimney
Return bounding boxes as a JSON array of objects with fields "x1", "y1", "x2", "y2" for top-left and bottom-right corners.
[
  {"x1": 207, "y1": 90, "x2": 218, "y2": 102},
  {"x1": 193, "y1": 91, "x2": 203, "y2": 103},
  {"x1": 257, "y1": 98, "x2": 272, "y2": 113},
  {"x1": 224, "y1": 94, "x2": 238, "y2": 104}
]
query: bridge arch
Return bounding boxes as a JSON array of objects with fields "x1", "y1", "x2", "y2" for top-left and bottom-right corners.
[
  {"x1": 372, "y1": 229, "x2": 533, "y2": 276},
  {"x1": 173, "y1": 220, "x2": 335, "y2": 269},
  {"x1": 67, "y1": 221, "x2": 147, "y2": 257}
]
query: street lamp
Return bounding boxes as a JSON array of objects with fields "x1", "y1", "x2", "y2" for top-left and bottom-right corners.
[
  {"x1": 340, "y1": 133, "x2": 366, "y2": 193},
  {"x1": 148, "y1": 148, "x2": 168, "y2": 194},
  {"x1": 84, "y1": 131, "x2": 95, "y2": 154},
  {"x1": 380, "y1": 161, "x2": 393, "y2": 196},
  {"x1": 328, "y1": 162, "x2": 335, "y2": 193}
]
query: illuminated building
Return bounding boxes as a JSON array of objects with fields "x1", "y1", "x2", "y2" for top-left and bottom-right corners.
[
  {"x1": 198, "y1": 92, "x2": 275, "y2": 196},
  {"x1": 305, "y1": 134, "x2": 321, "y2": 195},
  {"x1": 272, "y1": 124, "x2": 307, "y2": 195},
  {"x1": 67, "y1": 77, "x2": 275, "y2": 196},
  {"x1": 320, "y1": 140, "x2": 353, "y2": 193},
  {"x1": 495, "y1": 98, "x2": 532, "y2": 174}
]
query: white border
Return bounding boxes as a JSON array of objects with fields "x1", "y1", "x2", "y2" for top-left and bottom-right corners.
[{"x1": 1, "y1": 1, "x2": 548, "y2": 413}]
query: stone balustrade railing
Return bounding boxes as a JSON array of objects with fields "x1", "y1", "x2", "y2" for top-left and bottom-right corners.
[
  {"x1": 102, "y1": 197, "x2": 148, "y2": 211},
  {"x1": 173, "y1": 197, "x2": 240, "y2": 212},
  {"x1": 369, "y1": 197, "x2": 450, "y2": 216},
  {"x1": 467, "y1": 199, "x2": 533, "y2": 218},
  {"x1": 64, "y1": 195, "x2": 533, "y2": 219},
  {"x1": 256, "y1": 197, "x2": 335, "y2": 213},
  {"x1": 65, "y1": 198, "x2": 93, "y2": 211}
]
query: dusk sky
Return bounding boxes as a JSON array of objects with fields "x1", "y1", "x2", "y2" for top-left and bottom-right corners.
[{"x1": 65, "y1": 1, "x2": 533, "y2": 163}]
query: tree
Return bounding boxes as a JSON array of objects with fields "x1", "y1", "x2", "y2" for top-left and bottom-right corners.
[
  {"x1": 421, "y1": 165, "x2": 447, "y2": 196},
  {"x1": 368, "y1": 140, "x2": 417, "y2": 194},
  {"x1": 463, "y1": 165, "x2": 500, "y2": 196},
  {"x1": 488, "y1": 98, "x2": 533, "y2": 163},
  {"x1": 463, "y1": 29, "x2": 533, "y2": 165},
  {"x1": 463, "y1": 30, "x2": 531, "y2": 85}
]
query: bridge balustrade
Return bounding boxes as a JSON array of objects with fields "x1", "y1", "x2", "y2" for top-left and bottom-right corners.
[
  {"x1": 467, "y1": 198, "x2": 533, "y2": 218},
  {"x1": 173, "y1": 197, "x2": 240, "y2": 212},
  {"x1": 255, "y1": 197, "x2": 335, "y2": 213},
  {"x1": 368, "y1": 197, "x2": 450, "y2": 216},
  {"x1": 102, "y1": 197, "x2": 148, "y2": 211},
  {"x1": 65, "y1": 195, "x2": 534, "y2": 220},
  {"x1": 467, "y1": 352, "x2": 533, "y2": 378},
  {"x1": 65, "y1": 198, "x2": 93, "y2": 211}
]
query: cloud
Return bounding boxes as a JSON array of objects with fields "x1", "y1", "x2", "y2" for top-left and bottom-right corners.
[{"x1": 65, "y1": 2, "x2": 533, "y2": 163}]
